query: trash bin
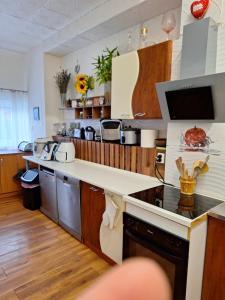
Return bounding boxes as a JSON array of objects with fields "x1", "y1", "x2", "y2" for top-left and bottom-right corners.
[{"x1": 20, "y1": 169, "x2": 40, "y2": 211}]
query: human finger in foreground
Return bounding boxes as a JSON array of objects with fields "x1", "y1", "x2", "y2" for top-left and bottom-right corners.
[{"x1": 77, "y1": 258, "x2": 172, "y2": 300}]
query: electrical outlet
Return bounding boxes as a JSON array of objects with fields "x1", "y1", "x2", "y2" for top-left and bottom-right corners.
[{"x1": 156, "y1": 153, "x2": 165, "y2": 164}]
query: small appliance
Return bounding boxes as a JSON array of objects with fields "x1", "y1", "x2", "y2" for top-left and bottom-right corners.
[
  {"x1": 54, "y1": 142, "x2": 75, "y2": 163},
  {"x1": 18, "y1": 141, "x2": 33, "y2": 152},
  {"x1": 40, "y1": 142, "x2": 58, "y2": 161},
  {"x1": 33, "y1": 138, "x2": 52, "y2": 158},
  {"x1": 100, "y1": 119, "x2": 122, "y2": 143},
  {"x1": 120, "y1": 127, "x2": 140, "y2": 145},
  {"x1": 74, "y1": 128, "x2": 85, "y2": 139},
  {"x1": 85, "y1": 126, "x2": 95, "y2": 141}
]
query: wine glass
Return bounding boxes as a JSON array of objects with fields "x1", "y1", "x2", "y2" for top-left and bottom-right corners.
[
  {"x1": 139, "y1": 26, "x2": 149, "y2": 49},
  {"x1": 161, "y1": 12, "x2": 176, "y2": 40}
]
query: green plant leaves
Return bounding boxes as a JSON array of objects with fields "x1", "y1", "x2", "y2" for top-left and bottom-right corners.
[{"x1": 92, "y1": 47, "x2": 119, "y2": 85}]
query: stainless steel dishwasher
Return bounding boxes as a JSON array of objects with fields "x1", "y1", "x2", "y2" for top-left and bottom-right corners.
[
  {"x1": 56, "y1": 172, "x2": 81, "y2": 241},
  {"x1": 39, "y1": 166, "x2": 58, "y2": 223}
]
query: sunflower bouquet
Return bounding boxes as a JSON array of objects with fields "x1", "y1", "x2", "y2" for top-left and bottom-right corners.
[{"x1": 74, "y1": 74, "x2": 94, "y2": 102}]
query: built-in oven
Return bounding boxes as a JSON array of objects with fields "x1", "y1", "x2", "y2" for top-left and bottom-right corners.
[{"x1": 123, "y1": 213, "x2": 189, "y2": 300}]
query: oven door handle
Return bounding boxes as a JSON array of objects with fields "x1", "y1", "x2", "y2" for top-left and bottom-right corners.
[{"x1": 124, "y1": 229, "x2": 186, "y2": 263}]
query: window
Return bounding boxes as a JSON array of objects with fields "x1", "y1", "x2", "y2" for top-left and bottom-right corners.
[{"x1": 0, "y1": 89, "x2": 30, "y2": 149}]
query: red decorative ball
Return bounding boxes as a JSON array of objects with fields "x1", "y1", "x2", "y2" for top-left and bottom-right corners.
[{"x1": 190, "y1": 0, "x2": 209, "y2": 19}]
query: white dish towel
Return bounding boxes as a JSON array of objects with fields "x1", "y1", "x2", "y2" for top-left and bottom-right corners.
[{"x1": 102, "y1": 195, "x2": 119, "y2": 230}]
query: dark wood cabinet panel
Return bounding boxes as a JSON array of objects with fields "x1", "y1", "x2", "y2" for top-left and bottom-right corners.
[
  {"x1": 132, "y1": 40, "x2": 172, "y2": 119},
  {"x1": 202, "y1": 216, "x2": 225, "y2": 300},
  {"x1": 81, "y1": 181, "x2": 105, "y2": 255}
]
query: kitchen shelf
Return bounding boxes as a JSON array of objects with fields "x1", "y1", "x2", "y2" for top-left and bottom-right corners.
[{"x1": 74, "y1": 104, "x2": 111, "y2": 120}]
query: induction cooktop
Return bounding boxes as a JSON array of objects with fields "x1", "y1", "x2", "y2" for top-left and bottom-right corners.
[{"x1": 128, "y1": 185, "x2": 223, "y2": 220}]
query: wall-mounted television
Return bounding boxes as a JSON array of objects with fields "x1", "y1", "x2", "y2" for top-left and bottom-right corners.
[{"x1": 165, "y1": 86, "x2": 215, "y2": 120}]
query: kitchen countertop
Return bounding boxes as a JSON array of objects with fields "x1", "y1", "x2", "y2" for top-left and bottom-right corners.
[
  {"x1": 0, "y1": 149, "x2": 26, "y2": 155},
  {"x1": 208, "y1": 202, "x2": 225, "y2": 222},
  {"x1": 24, "y1": 156, "x2": 161, "y2": 196}
]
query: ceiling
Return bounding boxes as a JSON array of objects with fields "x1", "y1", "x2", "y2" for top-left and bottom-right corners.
[
  {"x1": 0, "y1": 0, "x2": 108, "y2": 53},
  {"x1": 0, "y1": 0, "x2": 181, "y2": 55}
]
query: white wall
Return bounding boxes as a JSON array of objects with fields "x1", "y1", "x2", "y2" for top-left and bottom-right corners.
[
  {"x1": 0, "y1": 49, "x2": 27, "y2": 91},
  {"x1": 44, "y1": 54, "x2": 63, "y2": 136},
  {"x1": 27, "y1": 47, "x2": 46, "y2": 141}
]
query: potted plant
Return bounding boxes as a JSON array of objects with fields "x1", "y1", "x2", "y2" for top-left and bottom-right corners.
[
  {"x1": 54, "y1": 69, "x2": 71, "y2": 107},
  {"x1": 92, "y1": 47, "x2": 119, "y2": 102},
  {"x1": 74, "y1": 74, "x2": 94, "y2": 106}
]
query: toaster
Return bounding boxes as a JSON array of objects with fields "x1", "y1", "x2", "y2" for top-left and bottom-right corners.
[{"x1": 100, "y1": 119, "x2": 122, "y2": 142}]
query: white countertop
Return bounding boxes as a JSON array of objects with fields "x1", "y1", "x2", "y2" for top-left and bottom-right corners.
[
  {"x1": 24, "y1": 156, "x2": 161, "y2": 196},
  {"x1": 25, "y1": 156, "x2": 223, "y2": 228}
]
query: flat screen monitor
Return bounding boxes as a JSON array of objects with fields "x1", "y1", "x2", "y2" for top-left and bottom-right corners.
[{"x1": 165, "y1": 86, "x2": 215, "y2": 120}]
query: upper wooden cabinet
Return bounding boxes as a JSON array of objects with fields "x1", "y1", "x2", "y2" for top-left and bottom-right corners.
[{"x1": 111, "y1": 41, "x2": 172, "y2": 119}]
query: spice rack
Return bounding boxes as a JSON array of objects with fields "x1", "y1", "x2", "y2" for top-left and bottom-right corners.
[{"x1": 74, "y1": 104, "x2": 111, "y2": 119}]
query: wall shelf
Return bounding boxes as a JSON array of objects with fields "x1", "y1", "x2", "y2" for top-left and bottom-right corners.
[{"x1": 74, "y1": 104, "x2": 111, "y2": 120}]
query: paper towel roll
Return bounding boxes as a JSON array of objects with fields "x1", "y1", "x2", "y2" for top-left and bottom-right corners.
[{"x1": 141, "y1": 130, "x2": 158, "y2": 148}]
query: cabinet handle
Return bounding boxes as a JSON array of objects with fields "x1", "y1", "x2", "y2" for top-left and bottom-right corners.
[
  {"x1": 134, "y1": 112, "x2": 146, "y2": 117},
  {"x1": 90, "y1": 186, "x2": 98, "y2": 192}
]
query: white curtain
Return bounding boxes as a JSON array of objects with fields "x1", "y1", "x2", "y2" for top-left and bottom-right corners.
[{"x1": 0, "y1": 89, "x2": 30, "y2": 149}]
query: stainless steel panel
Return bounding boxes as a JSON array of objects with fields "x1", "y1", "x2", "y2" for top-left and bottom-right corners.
[
  {"x1": 56, "y1": 172, "x2": 81, "y2": 240},
  {"x1": 39, "y1": 167, "x2": 58, "y2": 223}
]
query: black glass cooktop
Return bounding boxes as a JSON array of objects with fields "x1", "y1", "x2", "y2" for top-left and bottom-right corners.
[{"x1": 129, "y1": 185, "x2": 223, "y2": 220}]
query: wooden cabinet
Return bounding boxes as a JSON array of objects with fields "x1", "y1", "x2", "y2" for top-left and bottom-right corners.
[
  {"x1": 81, "y1": 181, "x2": 105, "y2": 255},
  {"x1": 202, "y1": 216, "x2": 225, "y2": 300},
  {"x1": 111, "y1": 41, "x2": 172, "y2": 119},
  {"x1": 0, "y1": 153, "x2": 28, "y2": 197}
]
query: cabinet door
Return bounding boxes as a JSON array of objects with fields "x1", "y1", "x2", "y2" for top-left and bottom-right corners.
[
  {"x1": 202, "y1": 216, "x2": 225, "y2": 299},
  {"x1": 0, "y1": 155, "x2": 20, "y2": 194},
  {"x1": 132, "y1": 41, "x2": 172, "y2": 119},
  {"x1": 81, "y1": 182, "x2": 105, "y2": 254},
  {"x1": 111, "y1": 51, "x2": 139, "y2": 119}
]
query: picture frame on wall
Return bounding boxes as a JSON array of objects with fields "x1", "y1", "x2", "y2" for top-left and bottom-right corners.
[{"x1": 33, "y1": 107, "x2": 40, "y2": 121}]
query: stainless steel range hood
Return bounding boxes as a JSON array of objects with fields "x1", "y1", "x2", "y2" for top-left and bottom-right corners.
[
  {"x1": 156, "y1": 72, "x2": 225, "y2": 123},
  {"x1": 156, "y1": 17, "x2": 222, "y2": 123}
]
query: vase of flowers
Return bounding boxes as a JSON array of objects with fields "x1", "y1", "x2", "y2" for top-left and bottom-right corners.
[
  {"x1": 54, "y1": 69, "x2": 71, "y2": 107},
  {"x1": 92, "y1": 47, "x2": 119, "y2": 103},
  {"x1": 74, "y1": 74, "x2": 94, "y2": 106}
]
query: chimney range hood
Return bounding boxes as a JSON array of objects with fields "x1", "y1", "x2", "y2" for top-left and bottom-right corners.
[
  {"x1": 156, "y1": 72, "x2": 225, "y2": 123},
  {"x1": 155, "y1": 17, "x2": 223, "y2": 123}
]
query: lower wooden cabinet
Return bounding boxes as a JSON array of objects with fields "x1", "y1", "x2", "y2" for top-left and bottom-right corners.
[
  {"x1": 0, "y1": 153, "x2": 29, "y2": 197},
  {"x1": 202, "y1": 216, "x2": 225, "y2": 299},
  {"x1": 81, "y1": 181, "x2": 105, "y2": 255}
]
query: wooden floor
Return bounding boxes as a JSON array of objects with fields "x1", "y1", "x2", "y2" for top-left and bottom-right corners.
[{"x1": 0, "y1": 198, "x2": 110, "y2": 300}]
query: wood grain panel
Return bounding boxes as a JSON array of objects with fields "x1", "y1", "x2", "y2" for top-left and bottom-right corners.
[
  {"x1": 109, "y1": 144, "x2": 115, "y2": 168},
  {"x1": 132, "y1": 41, "x2": 172, "y2": 119},
  {"x1": 140, "y1": 148, "x2": 155, "y2": 176},
  {"x1": 80, "y1": 140, "x2": 85, "y2": 160},
  {"x1": 88, "y1": 141, "x2": 92, "y2": 162},
  {"x1": 114, "y1": 145, "x2": 120, "y2": 169},
  {"x1": 131, "y1": 146, "x2": 137, "y2": 173},
  {"x1": 125, "y1": 147, "x2": 131, "y2": 171},
  {"x1": 136, "y1": 147, "x2": 143, "y2": 174},
  {"x1": 100, "y1": 143, "x2": 105, "y2": 165},
  {"x1": 119, "y1": 145, "x2": 125, "y2": 170},
  {"x1": 96, "y1": 142, "x2": 101, "y2": 164},
  {"x1": 104, "y1": 144, "x2": 110, "y2": 166},
  {"x1": 202, "y1": 216, "x2": 225, "y2": 300},
  {"x1": 84, "y1": 141, "x2": 88, "y2": 161}
]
